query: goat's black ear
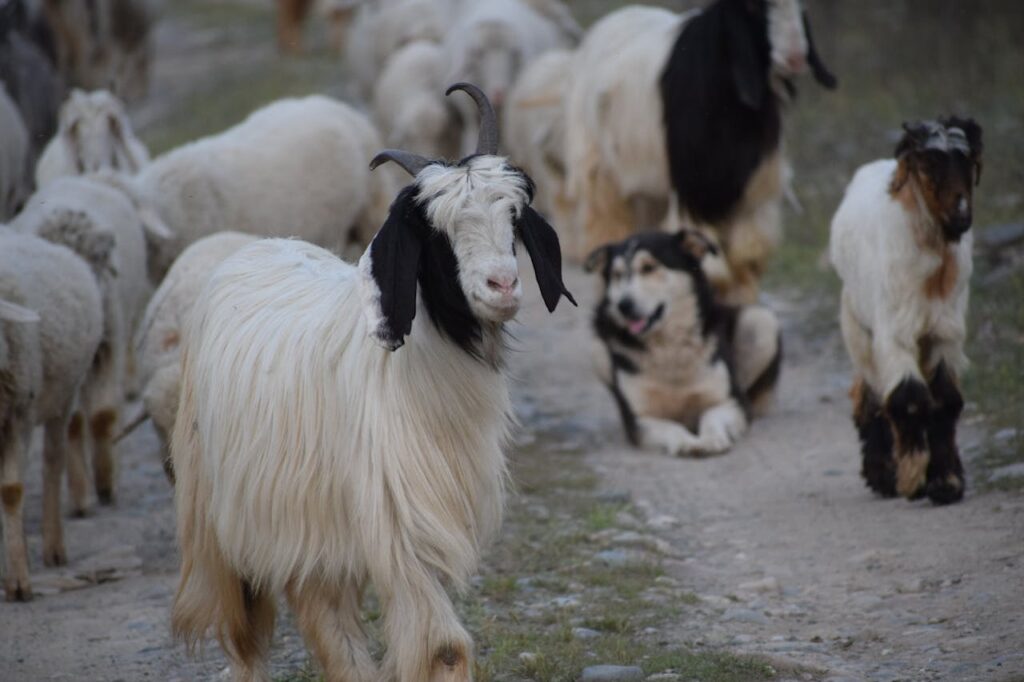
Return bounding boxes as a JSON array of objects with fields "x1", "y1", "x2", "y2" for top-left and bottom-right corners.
[
  {"x1": 359, "y1": 187, "x2": 427, "y2": 350},
  {"x1": 516, "y1": 206, "x2": 576, "y2": 312},
  {"x1": 944, "y1": 116, "x2": 984, "y2": 185},
  {"x1": 726, "y1": 8, "x2": 767, "y2": 109},
  {"x1": 894, "y1": 121, "x2": 927, "y2": 159},
  {"x1": 803, "y1": 12, "x2": 837, "y2": 90}
]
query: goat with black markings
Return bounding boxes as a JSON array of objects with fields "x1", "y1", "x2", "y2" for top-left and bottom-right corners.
[
  {"x1": 586, "y1": 230, "x2": 781, "y2": 456},
  {"x1": 170, "y1": 83, "x2": 574, "y2": 682},
  {"x1": 565, "y1": 0, "x2": 836, "y2": 302},
  {"x1": 830, "y1": 117, "x2": 983, "y2": 505}
]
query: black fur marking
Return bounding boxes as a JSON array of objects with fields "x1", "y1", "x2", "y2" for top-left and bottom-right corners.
[
  {"x1": 886, "y1": 377, "x2": 932, "y2": 456},
  {"x1": 607, "y1": 368, "x2": 640, "y2": 446},
  {"x1": 925, "y1": 362, "x2": 965, "y2": 505},
  {"x1": 515, "y1": 206, "x2": 576, "y2": 312},
  {"x1": 610, "y1": 351, "x2": 638, "y2": 374},
  {"x1": 369, "y1": 185, "x2": 484, "y2": 357},
  {"x1": 659, "y1": 0, "x2": 782, "y2": 225},
  {"x1": 854, "y1": 385, "x2": 897, "y2": 498}
]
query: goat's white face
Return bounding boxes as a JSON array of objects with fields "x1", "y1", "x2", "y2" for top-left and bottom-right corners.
[
  {"x1": 766, "y1": 0, "x2": 808, "y2": 77},
  {"x1": 420, "y1": 157, "x2": 530, "y2": 322}
]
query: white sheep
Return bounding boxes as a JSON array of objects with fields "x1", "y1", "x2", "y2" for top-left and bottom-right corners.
[
  {"x1": 562, "y1": 0, "x2": 835, "y2": 300},
  {"x1": 108, "y1": 95, "x2": 396, "y2": 280},
  {"x1": 0, "y1": 228, "x2": 105, "y2": 601},
  {"x1": 372, "y1": 40, "x2": 459, "y2": 160},
  {"x1": 170, "y1": 84, "x2": 575, "y2": 682},
  {"x1": 132, "y1": 231, "x2": 259, "y2": 481},
  {"x1": 11, "y1": 175, "x2": 154, "y2": 511},
  {"x1": 345, "y1": 0, "x2": 455, "y2": 99},
  {"x1": 830, "y1": 118, "x2": 983, "y2": 506},
  {"x1": 443, "y1": 0, "x2": 578, "y2": 155},
  {"x1": 35, "y1": 89, "x2": 151, "y2": 188},
  {"x1": 503, "y1": 48, "x2": 572, "y2": 235},
  {"x1": 0, "y1": 83, "x2": 30, "y2": 221}
]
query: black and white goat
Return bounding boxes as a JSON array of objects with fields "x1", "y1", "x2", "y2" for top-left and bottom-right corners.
[
  {"x1": 830, "y1": 117, "x2": 983, "y2": 505},
  {"x1": 170, "y1": 83, "x2": 575, "y2": 682},
  {"x1": 564, "y1": 0, "x2": 835, "y2": 302}
]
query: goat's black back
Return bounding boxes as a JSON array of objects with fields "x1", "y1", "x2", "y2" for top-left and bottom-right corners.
[{"x1": 659, "y1": 0, "x2": 782, "y2": 226}]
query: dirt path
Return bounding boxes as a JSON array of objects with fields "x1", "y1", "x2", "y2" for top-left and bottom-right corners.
[{"x1": 514, "y1": 267, "x2": 1024, "y2": 682}]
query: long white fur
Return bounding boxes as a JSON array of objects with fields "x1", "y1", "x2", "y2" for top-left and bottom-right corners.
[
  {"x1": 0, "y1": 228, "x2": 104, "y2": 600},
  {"x1": 35, "y1": 89, "x2": 151, "y2": 188},
  {"x1": 561, "y1": 2, "x2": 805, "y2": 285},
  {"x1": 830, "y1": 159, "x2": 972, "y2": 398},
  {"x1": 111, "y1": 95, "x2": 396, "y2": 279},
  {"x1": 173, "y1": 155, "x2": 540, "y2": 681},
  {"x1": 136, "y1": 231, "x2": 259, "y2": 469}
]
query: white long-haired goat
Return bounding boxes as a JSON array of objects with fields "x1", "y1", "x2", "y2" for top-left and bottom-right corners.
[{"x1": 170, "y1": 83, "x2": 575, "y2": 682}]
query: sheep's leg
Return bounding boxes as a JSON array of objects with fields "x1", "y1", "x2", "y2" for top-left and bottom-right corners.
[
  {"x1": 2, "y1": 425, "x2": 32, "y2": 601},
  {"x1": 225, "y1": 580, "x2": 276, "y2": 682},
  {"x1": 286, "y1": 579, "x2": 377, "y2": 682},
  {"x1": 636, "y1": 416, "x2": 701, "y2": 457},
  {"x1": 66, "y1": 412, "x2": 90, "y2": 516},
  {"x1": 732, "y1": 305, "x2": 782, "y2": 416},
  {"x1": 41, "y1": 416, "x2": 70, "y2": 566},
  {"x1": 90, "y1": 407, "x2": 119, "y2": 504},
  {"x1": 924, "y1": 362, "x2": 965, "y2": 505},
  {"x1": 884, "y1": 377, "x2": 931, "y2": 499},
  {"x1": 694, "y1": 399, "x2": 748, "y2": 455},
  {"x1": 326, "y1": 6, "x2": 358, "y2": 55},
  {"x1": 382, "y1": 576, "x2": 473, "y2": 682},
  {"x1": 851, "y1": 378, "x2": 897, "y2": 498}
]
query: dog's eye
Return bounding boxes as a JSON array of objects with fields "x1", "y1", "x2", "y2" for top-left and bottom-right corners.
[{"x1": 638, "y1": 262, "x2": 658, "y2": 275}]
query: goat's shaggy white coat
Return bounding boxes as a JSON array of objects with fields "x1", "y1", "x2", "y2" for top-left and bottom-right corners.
[
  {"x1": 113, "y1": 95, "x2": 396, "y2": 279},
  {"x1": 35, "y1": 89, "x2": 151, "y2": 188},
  {"x1": 830, "y1": 159, "x2": 972, "y2": 398},
  {"x1": 0, "y1": 229, "x2": 104, "y2": 601},
  {"x1": 135, "y1": 231, "x2": 258, "y2": 475}
]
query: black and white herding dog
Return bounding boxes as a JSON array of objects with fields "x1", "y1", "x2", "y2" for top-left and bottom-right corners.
[{"x1": 585, "y1": 231, "x2": 782, "y2": 456}]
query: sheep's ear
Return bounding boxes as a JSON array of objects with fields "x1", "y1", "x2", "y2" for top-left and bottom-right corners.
[
  {"x1": 358, "y1": 187, "x2": 426, "y2": 350},
  {"x1": 0, "y1": 299, "x2": 41, "y2": 324},
  {"x1": 946, "y1": 116, "x2": 984, "y2": 185},
  {"x1": 516, "y1": 206, "x2": 576, "y2": 312},
  {"x1": 803, "y1": 12, "x2": 837, "y2": 90},
  {"x1": 726, "y1": 10, "x2": 767, "y2": 109}
]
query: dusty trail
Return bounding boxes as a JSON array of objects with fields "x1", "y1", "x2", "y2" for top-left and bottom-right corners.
[{"x1": 515, "y1": 267, "x2": 1024, "y2": 682}]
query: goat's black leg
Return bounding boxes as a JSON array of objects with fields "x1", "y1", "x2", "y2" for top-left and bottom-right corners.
[
  {"x1": 925, "y1": 362, "x2": 965, "y2": 505},
  {"x1": 885, "y1": 377, "x2": 932, "y2": 499},
  {"x1": 854, "y1": 380, "x2": 897, "y2": 497}
]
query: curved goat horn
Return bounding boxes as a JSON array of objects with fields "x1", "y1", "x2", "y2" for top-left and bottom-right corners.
[
  {"x1": 369, "y1": 149, "x2": 432, "y2": 177},
  {"x1": 446, "y1": 82, "x2": 498, "y2": 156}
]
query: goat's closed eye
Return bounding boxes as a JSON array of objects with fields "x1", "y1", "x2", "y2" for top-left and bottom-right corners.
[{"x1": 639, "y1": 262, "x2": 657, "y2": 275}]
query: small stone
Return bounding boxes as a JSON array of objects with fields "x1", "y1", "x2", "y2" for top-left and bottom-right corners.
[
  {"x1": 737, "y1": 576, "x2": 780, "y2": 594},
  {"x1": 551, "y1": 595, "x2": 580, "y2": 609},
  {"x1": 572, "y1": 627, "x2": 601, "y2": 640},
  {"x1": 991, "y1": 462, "x2": 1024, "y2": 481},
  {"x1": 647, "y1": 515, "x2": 679, "y2": 530},
  {"x1": 518, "y1": 652, "x2": 538, "y2": 665},
  {"x1": 881, "y1": 648, "x2": 893, "y2": 656},
  {"x1": 721, "y1": 607, "x2": 769, "y2": 624},
  {"x1": 594, "y1": 549, "x2": 644, "y2": 568},
  {"x1": 581, "y1": 665, "x2": 645, "y2": 682},
  {"x1": 646, "y1": 674, "x2": 681, "y2": 681},
  {"x1": 596, "y1": 490, "x2": 631, "y2": 505}
]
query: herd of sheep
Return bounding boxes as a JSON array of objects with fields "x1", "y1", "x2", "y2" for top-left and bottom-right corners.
[{"x1": 0, "y1": 0, "x2": 987, "y2": 680}]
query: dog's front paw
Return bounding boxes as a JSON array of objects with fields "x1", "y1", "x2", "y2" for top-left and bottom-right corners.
[
  {"x1": 697, "y1": 430, "x2": 734, "y2": 455},
  {"x1": 660, "y1": 426, "x2": 702, "y2": 457}
]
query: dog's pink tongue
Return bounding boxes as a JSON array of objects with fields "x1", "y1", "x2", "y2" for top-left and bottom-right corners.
[{"x1": 628, "y1": 319, "x2": 646, "y2": 335}]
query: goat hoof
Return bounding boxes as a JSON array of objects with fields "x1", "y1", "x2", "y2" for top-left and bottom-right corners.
[
  {"x1": 97, "y1": 489, "x2": 114, "y2": 505},
  {"x1": 5, "y1": 579, "x2": 33, "y2": 602},
  {"x1": 70, "y1": 507, "x2": 89, "y2": 519},
  {"x1": 43, "y1": 545, "x2": 67, "y2": 567},
  {"x1": 926, "y1": 474, "x2": 964, "y2": 506}
]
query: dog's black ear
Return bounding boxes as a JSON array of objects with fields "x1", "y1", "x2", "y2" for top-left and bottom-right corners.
[
  {"x1": 676, "y1": 229, "x2": 720, "y2": 260},
  {"x1": 516, "y1": 206, "x2": 576, "y2": 312},
  {"x1": 583, "y1": 244, "x2": 611, "y2": 274},
  {"x1": 803, "y1": 11, "x2": 837, "y2": 90},
  {"x1": 359, "y1": 186, "x2": 427, "y2": 350},
  {"x1": 726, "y1": 7, "x2": 768, "y2": 109}
]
